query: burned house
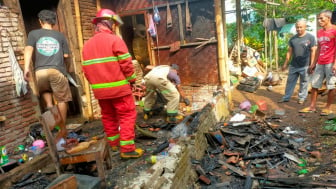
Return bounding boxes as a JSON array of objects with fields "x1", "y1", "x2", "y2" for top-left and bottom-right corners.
[{"x1": 0, "y1": 0, "x2": 228, "y2": 152}]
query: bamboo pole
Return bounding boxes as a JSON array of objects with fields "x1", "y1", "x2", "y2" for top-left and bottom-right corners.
[
  {"x1": 264, "y1": 4, "x2": 268, "y2": 72},
  {"x1": 221, "y1": 0, "x2": 231, "y2": 103},
  {"x1": 236, "y1": 0, "x2": 243, "y2": 67},
  {"x1": 214, "y1": 0, "x2": 230, "y2": 100},
  {"x1": 272, "y1": 1, "x2": 278, "y2": 71},
  {"x1": 74, "y1": 0, "x2": 93, "y2": 120}
]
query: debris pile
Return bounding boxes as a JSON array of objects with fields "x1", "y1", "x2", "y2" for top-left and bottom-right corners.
[{"x1": 193, "y1": 112, "x2": 336, "y2": 188}]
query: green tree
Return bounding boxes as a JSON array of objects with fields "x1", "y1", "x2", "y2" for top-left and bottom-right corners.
[
  {"x1": 249, "y1": 0, "x2": 334, "y2": 19},
  {"x1": 243, "y1": 0, "x2": 335, "y2": 66}
]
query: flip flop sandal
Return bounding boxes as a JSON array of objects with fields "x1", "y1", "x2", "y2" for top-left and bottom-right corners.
[
  {"x1": 299, "y1": 107, "x2": 316, "y2": 113},
  {"x1": 320, "y1": 109, "x2": 333, "y2": 116}
]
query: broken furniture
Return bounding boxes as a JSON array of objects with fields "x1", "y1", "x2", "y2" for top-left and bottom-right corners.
[
  {"x1": 39, "y1": 106, "x2": 112, "y2": 187},
  {"x1": 47, "y1": 174, "x2": 101, "y2": 189}
]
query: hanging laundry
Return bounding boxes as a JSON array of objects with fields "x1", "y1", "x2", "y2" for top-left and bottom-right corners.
[
  {"x1": 274, "y1": 18, "x2": 286, "y2": 29},
  {"x1": 185, "y1": 0, "x2": 192, "y2": 33},
  {"x1": 147, "y1": 14, "x2": 157, "y2": 38},
  {"x1": 8, "y1": 43, "x2": 28, "y2": 96},
  {"x1": 263, "y1": 18, "x2": 286, "y2": 31},
  {"x1": 153, "y1": 6, "x2": 161, "y2": 24},
  {"x1": 166, "y1": 2, "x2": 172, "y2": 30}
]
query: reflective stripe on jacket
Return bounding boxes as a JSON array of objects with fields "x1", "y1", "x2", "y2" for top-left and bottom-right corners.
[{"x1": 82, "y1": 31, "x2": 136, "y2": 99}]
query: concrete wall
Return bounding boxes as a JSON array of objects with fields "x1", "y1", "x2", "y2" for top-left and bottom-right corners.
[{"x1": 0, "y1": 6, "x2": 40, "y2": 150}]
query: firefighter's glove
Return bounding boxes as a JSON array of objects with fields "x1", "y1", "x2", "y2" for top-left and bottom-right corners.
[{"x1": 183, "y1": 97, "x2": 190, "y2": 106}]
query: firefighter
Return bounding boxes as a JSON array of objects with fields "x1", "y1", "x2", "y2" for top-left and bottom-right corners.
[
  {"x1": 81, "y1": 9, "x2": 143, "y2": 159},
  {"x1": 143, "y1": 64, "x2": 190, "y2": 123}
]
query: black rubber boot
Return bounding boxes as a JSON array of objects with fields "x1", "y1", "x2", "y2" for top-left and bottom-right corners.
[
  {"x1": 143, "y1": 110, "x2": 153, "y2": 120},
  {"x1": 166, "y1": 113, "x2": 182, "y2": 123}
]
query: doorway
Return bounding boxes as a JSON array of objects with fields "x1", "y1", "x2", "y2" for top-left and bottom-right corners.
[
  {"x1": 120, "y1": 13, "x2": 151, "y2": 68},
  {"x1": 19, "y1": 0, "x2": 81, "y2": 118}
]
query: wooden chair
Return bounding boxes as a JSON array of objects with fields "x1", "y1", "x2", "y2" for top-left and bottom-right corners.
[{"x1": 39, "y1": 106, "x2": 112, "y2": 187}]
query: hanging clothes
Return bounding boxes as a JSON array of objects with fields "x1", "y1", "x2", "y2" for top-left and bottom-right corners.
[
  {"x1": 274, "y1": 18, "x2": 286, "y2": 29},
  {"x1": 263, "y1": 18, "x2": 275, "y2": 31},
  {"x1": 263, "y1": 18, "x2": 286, "y2": 31},
  {"x1": 153, "y1": 6, "x2": 161, "y2": 24},
  {"x1": 186, "y1": 0, "x2": 192, "y2": 33},
  {"x1": 166, "y1": 2, "x2": 172, "y2": 30},
  {"x1": 8, "y1": 43, "x2": 28, "y2": 96},
  {"x1": 147, "y1": 14, "x2": 157, "y2": 38}
]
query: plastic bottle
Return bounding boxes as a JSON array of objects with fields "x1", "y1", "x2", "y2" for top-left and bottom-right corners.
[
  {"x1": 0, "y1": 146, "x2": 9, "y2": 166},
  {"x1": 146, "y1": 152, "x2": 168, "y2": 164},
  {"x1": 249, "y1": 105, "x2": 259, "y2": 114}
]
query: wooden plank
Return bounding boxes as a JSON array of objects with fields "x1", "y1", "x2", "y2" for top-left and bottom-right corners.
[
  {"x1": 0, "y1": 154, "x2": 51, "y2": 189},
  {"x1": 59, "y1": 139, "x2": 107, "y2": 164},
  {"x1": 217, "y1": 160, "x2": 246, "y2": 176},
  {"x1": 152, "y1": 40, "x2": 218, "y2": 50},
  {"x1": 73, "y1": 0, "x2": 94, "y2": 120},
  {"x1": 49, "y1": 175, "x2": 77, "y2": 189},
  {"x1": 117, "y1": 0, "x2": 201, "y2": 14},
  {"x1": 177, "y1": 4, "x2": 184, "y2": 45}
]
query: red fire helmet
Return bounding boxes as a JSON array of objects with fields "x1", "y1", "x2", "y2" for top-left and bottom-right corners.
[{"x1": 92, "y1": 8, "x2": 123, "y2": 25}]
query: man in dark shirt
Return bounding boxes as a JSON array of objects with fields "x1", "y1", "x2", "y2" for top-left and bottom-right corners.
[
  {"x1": 24, "y1": 10, "x2": 72, "y2": 124},
  {"x1": 279, "y1": 19, "x2": 316, "y2": 104},
  {"x1": 143, "y1": 64, "x2": 189, "y2": 123}
]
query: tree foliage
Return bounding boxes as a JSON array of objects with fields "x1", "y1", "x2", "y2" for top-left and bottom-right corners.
[{"x1": 248, "y1": 0, "x2": 335, "y2": 21}]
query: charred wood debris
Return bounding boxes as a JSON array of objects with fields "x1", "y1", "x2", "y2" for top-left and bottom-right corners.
[{"x1": 189, "y1": 107, "x2": 336, "y2": 189}]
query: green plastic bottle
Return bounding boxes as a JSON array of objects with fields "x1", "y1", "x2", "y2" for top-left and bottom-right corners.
[{"x1": 0, "y1": 146, "x2": 9, "y2": 166}]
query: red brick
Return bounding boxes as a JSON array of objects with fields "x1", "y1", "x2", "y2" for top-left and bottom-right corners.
[{"x1": 199, "y1": 175, "x2": 211, "y2": 185}]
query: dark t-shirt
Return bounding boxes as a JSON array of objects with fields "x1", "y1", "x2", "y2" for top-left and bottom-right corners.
[
  {"x1": 27, "y1": 28, "x2": 69, "y2": 75},
  {"x1": 289, "y1": 33, "x2": 316, "y2": 68}
]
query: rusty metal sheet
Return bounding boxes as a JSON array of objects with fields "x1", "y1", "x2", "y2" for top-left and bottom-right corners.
[
  {"x1": 157, "y1": 47, "x2": 219, "y2": 85},
  {"x1": 110, "y1": 0, "x2": 219, "y2": 85}
]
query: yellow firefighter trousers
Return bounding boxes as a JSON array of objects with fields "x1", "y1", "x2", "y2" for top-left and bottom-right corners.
[{"x1": 144, "y1": 75, "x2": 180, "y2": 115}]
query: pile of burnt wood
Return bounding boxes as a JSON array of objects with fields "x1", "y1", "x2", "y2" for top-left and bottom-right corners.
[{"x1": 193, "y1": 117, "x2": 336, "y2": 189}]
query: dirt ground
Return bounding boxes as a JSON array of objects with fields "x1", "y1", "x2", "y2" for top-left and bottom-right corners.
[{"x1": 231, "y1": 72, "x2": 336, "y2": 166}]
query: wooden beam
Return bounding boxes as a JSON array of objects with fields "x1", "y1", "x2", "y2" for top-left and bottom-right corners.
[
  {"x1": 96, "y1": 0, "x2": 101, "y2": 11},
  {"x1": 177, "y1": 4, "x2": 185, "y2": 45},
  {"x1": 74, "y1": 0, "x2": 94, "y2": 120},
  {"x1": 152, "y1": 40, "x2": 217, "y2": 50},
  {"x1": 118, "y1": 0, "x2": 201, "y2": 14}
]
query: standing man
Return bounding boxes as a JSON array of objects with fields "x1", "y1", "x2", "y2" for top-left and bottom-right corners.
[
  {"x1": 82, "y1": 9, "x2": 143, "y2": 159},
  {"x1": 300, "y1": 10, "x2": 336, "y2": 115},
  {"x1": 278, "y1": 19, "x2": 317, "y2": 104},
  {"x1": 143, "y1": 64, "x2": 190, "y2": 123},
  {"x1": 24, "y1": 9, "x2": 72, "y2": 125}
]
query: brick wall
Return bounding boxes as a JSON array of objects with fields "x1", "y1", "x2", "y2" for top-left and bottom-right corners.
[
  {"x1": 182, "y1": 85, "x2": 218, "y2": 111},
  {"x1": 0, "y1": 7, "x2": 39, "y2": 150},
  {"x1": 127, "y1": 98, "x2": 228, "y2": 188}
]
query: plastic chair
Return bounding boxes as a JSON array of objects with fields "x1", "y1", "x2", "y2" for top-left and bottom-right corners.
[{"x1": 39, "y1": 106, "x2": 112, "y2": 187}]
